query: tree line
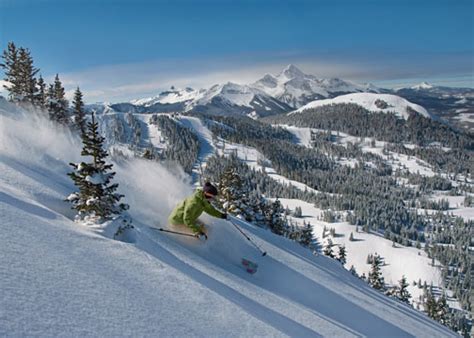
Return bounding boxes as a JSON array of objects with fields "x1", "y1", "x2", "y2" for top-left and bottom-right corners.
[{"x1": 1, "y1": 41, "x2": 86, "y2": 132}]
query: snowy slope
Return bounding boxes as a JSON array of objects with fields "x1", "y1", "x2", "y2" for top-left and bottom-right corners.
[
  {"x1": 0, "y1": 102, "x2": 456, "y2": 337},
  {"x1": 177, "y1": 115, "x2": 216, "y2": 183},
  {"x1": 293, "y1": 92, "x2": 431, "y2": 119},
  {"x1": 275, "y1": 198, "x2": 443, "y2": 303}
]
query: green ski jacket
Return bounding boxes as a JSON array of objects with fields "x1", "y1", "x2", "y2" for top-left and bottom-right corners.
[{"x1": 168, "y1": 188, "x2": 224, "y2": 233}]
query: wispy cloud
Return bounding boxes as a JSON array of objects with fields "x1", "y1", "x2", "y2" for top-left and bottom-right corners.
[{"x1": 53, "y1": 50, "x2": 474, "y2": 103}]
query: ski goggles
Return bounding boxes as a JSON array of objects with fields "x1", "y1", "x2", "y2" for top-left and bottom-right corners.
[{"x1": 204, "y1": 192, "x2": 217, "y2": 200}]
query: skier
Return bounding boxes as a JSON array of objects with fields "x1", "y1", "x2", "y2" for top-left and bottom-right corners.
[{"x1": 168, "y1": 182, "x2": 227, "y2": 238}]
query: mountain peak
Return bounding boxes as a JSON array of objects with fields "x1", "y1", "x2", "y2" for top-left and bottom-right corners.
[
  {"x1": 256, "y1": 74, "x2": 278, "y2": 88},
  {"x1": 281, "y1": 64, "x2": 305, "y2": 79},
  {"x1": 411, "y1": 81, "x2": 434, "y2": 90}
]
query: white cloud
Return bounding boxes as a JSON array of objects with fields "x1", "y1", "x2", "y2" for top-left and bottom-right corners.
[{"x1": 46, "y1": 50, "x2": 474, "y2": 103}]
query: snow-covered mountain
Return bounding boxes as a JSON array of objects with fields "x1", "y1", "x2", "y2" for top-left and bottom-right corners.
[
  {"x1": 91, "y1": 84, "x2": 293, "y2": 118},
  {"x1": 99, "y1": 64, "x2": 381, "y2": 117},
  {"x1": 293, "y1": 92, "x2": 431, "y2": 119},
  {"x1": 131, "y1": 87, "x2": 199, "y2": 106},
  {"x1": 85, "y1": 65, "x2": 473, "y2": 130},
  {"x1": 0, "y1": 100, "x2": 456, "y2": 337},
  {"x1": 252, "y1": 64, "x2": 380, "y2": 108},
  {"x1": 189, "y1": 82, "x2": 292, "y2": 117},
  {"x1": 409, "y1": 81, "x2": 436, "y2": 91}
]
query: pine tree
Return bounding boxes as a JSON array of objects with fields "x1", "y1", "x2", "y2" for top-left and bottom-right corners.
[
  {"x1": 337, "y1": 245, "x2": 347, "y2": 265},
  {"x1": 67, "y1": 113, "x2": 128, "y2": 222},
  {"x1": 1, "y1": 42, "x2": 21, "y2": 101},
  {"x1": 424, "y1": 288, "x2": 438, "y2": 319},
  {"x1": 48, "y1": 74, "x2": 69, "y2": 125},
  {"x1": 218, "y1": 166, "x2": 245, "y2": 214},
  {"x1": 35, "y1": 75, "x2": 47, "y2": 109},
  {"x1": 293, "y1": 206, "x2": 302, "y2": 217},
  {"x1": 217, "y1": 165, "x2": 259, "y2": 223},
  {"x1": 72, "y1": 87, "x2": 86, "y2": 134},
  {"x1": 395, "y1": 275, "x2": 412, "y2": 304},
  {"x1": 435, "y1": 294, "x2": 451, "y2": 326},
  {"x1": 17, "y1": 47, "x2": 39, "y2": 104},
  {"x1": 299, "y1": 221, "x2": 313, "y2": 247},
  {"x1": 265, "y1": 199, "x2": 286, "y2": 235},
  {"x1": 323, "y1": 238, "x2": 335, "y2": 258},
  {"x1": 368, "y1": 254, "x2": 385, "y2": 290}
]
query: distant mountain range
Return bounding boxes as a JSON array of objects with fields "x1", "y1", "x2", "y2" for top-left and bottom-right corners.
[
  {"x1": 86, "y1": 64, "x2": 473, "y2": 131},
  {"x1": 252, "y1": 64, "x2": 380, "y2": 108}
]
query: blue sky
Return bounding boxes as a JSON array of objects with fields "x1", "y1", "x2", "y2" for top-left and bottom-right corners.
[{"x1": 1, "y1": 0, "x2": 473, "y2": 102}]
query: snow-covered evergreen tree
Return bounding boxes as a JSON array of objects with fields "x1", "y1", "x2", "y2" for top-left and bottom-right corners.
[
  {"x1": 293, "y1": 206, "x2": 303, "y2": 217},
  {"x1": 218, "y1": 166, "x2": 248, "y2": 217},
  {"x1": 323, "y1": 238, "x2": 335, "y2": 258},
  {"x1": 67, "y1": 113, "x2": 128, "y2": 222},
  {"x1": 395, "y1": 275, "x2": 411, "y2": 304},
  {"x1": 265, "y1": 199, "x2": 286, "y2": 235},
  {"x1": 337, "y1": 245, "x2": 347, "y2": 265},
  {"x1": 35, "y1": 75, "x2": 47, "y2": 109},
  {"x1": 299, "y1": 221, "x2": 313, "y2": 247},
  {"x1": 436, "y1": 294, "x2": 450, "y2": 326},
  {"x1": 424, "y1": 288, "x2": 438, "y2": 320},
  {"x1": 368, "y1": 254, "x2": 385, "y2": 290}
]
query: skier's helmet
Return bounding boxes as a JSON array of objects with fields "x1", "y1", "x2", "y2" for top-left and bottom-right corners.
[{"x1": 203, "y1": 182, "x2": 218, "y2": 198}]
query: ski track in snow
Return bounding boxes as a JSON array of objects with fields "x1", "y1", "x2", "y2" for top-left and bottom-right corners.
[{"x1": 177, "y1": 116, "x2": 216, "y2": 185}]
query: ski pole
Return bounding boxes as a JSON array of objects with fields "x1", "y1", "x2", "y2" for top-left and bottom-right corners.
[
  {"x1": 153, "y1": 227, "x2": 206, "y2": 239},
  {"x1": 228, "y1": 218, "x2": 267, "y2": 256}
]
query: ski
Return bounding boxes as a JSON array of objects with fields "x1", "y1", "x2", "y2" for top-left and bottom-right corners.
[{"x1": 241, "y1": 258, "x2": 258, "y2": 274}]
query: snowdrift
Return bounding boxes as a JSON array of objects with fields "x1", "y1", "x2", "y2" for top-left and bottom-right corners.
[{"x1": 0, "y1": 101, "x2": 455, "y2": 337}]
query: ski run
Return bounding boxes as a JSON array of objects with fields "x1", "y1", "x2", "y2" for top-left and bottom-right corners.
[{"x1": 0, "y1": 97, "x2": 458, "y2": 337}]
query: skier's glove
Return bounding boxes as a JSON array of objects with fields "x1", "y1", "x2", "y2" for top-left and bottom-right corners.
[{"x1": 221, "y1": 213, "x2": 228, "y2": 220}]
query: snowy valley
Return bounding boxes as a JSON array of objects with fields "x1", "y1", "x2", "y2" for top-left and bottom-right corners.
[{"x1": 0, "y1": 91, "x2": 461, "y2": 337}]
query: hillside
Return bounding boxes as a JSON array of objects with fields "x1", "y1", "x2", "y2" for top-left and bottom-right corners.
[
  {"x1": 0, "y1": 97, "x2": 458, "y2": 336},
  {"x1": 293, "y1": 93, "x2": 431, "y2": 120}
]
